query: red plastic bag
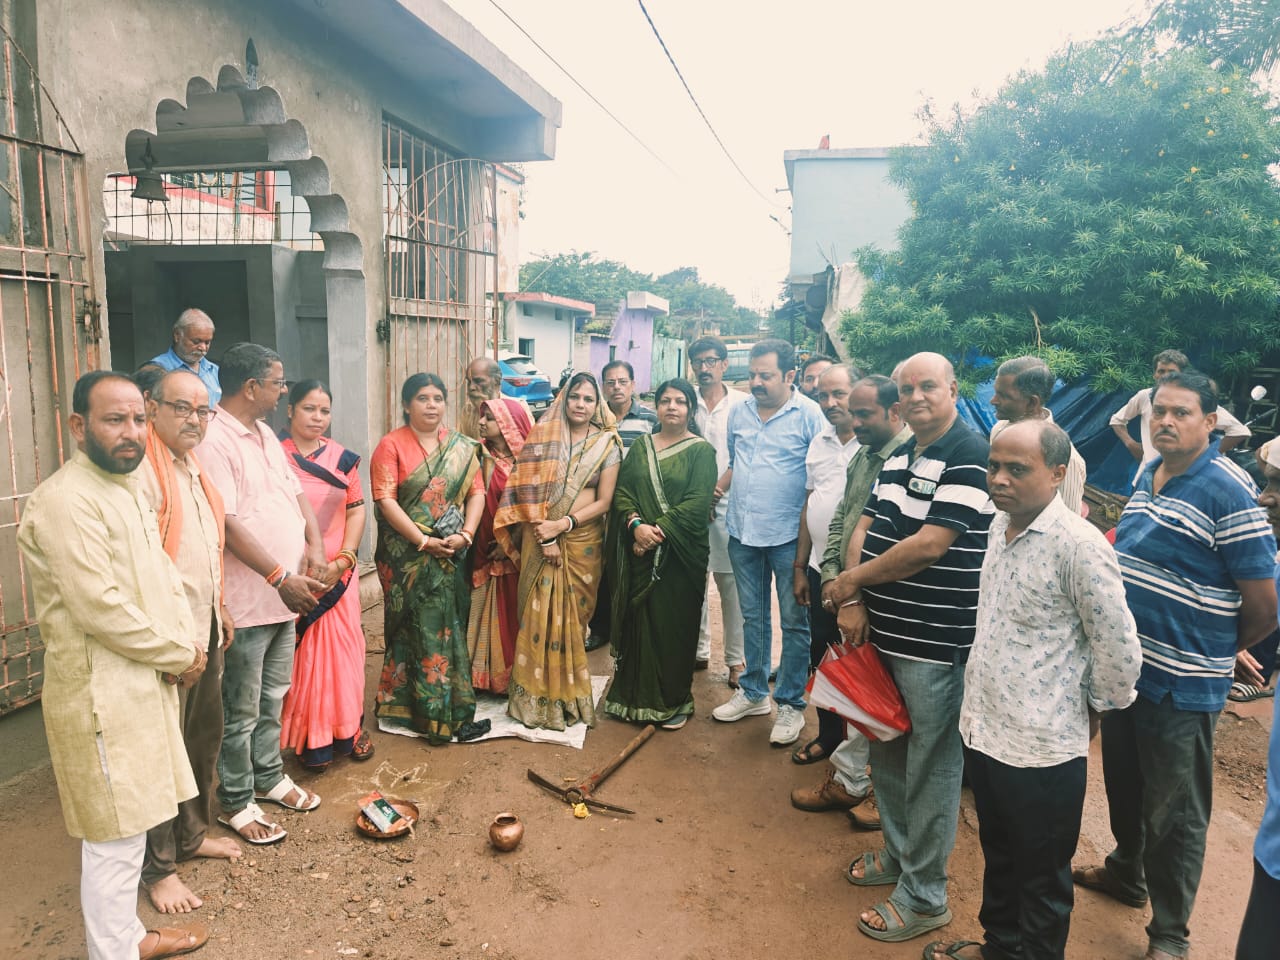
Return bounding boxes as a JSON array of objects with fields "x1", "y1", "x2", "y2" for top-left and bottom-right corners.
[{"x1": 805, "y1": 641, "x2": 911, "y2": 741}]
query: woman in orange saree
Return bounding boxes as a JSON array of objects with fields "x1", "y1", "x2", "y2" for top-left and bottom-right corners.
[
  {"x1": 494, "y1": 373, "x2": 621, "y2": 730},
  {"x1": 467, "y1": 397, "x2": 533, "y2": 693},
  {"x1": 278, "y1": 380, "x2": 373, "y2": 770}
]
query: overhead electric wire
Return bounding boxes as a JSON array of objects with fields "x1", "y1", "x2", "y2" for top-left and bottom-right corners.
[
  {"x1": 634, "y1": 0, "x2": 781, "y2": 210},
  {"x1": 484, "y1": 0, "x2": 676, "y2": 174}
]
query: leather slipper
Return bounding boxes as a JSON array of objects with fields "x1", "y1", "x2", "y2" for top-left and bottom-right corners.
[
  {"x1": 1071, "y1": 864, "x2": 1147, "y2": 908},
  {"x1": 138, "y1": 922, "x2": 209, "y2": 959}
]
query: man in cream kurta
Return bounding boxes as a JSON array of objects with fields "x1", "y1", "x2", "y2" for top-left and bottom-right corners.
[{"x1": 18, "y1": 370, "x2": 207, "y2": 960}]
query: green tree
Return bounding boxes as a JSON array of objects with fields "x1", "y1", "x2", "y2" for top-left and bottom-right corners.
[
  {"x1": 842, "y1": 38, "x2": 1280, "y2": 393},
  {"x1": 1149, "y1": 0, "x2": 1280, "y2": 74}
]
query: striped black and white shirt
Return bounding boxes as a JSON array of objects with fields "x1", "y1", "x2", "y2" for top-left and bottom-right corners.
[{"x1": 860, "y1": 417, "x2": 994, "y2": 664}]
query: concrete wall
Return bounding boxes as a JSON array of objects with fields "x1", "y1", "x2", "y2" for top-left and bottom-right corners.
[
  {"x1": 33, "y1": 0, "x2": 556, "y2": 455},
  {"x1": 503, "y1": 301, "x2": 573, "y2": 382},
  {"x1": 785, "y1": 150, "x2": 913, "y2": 283}
]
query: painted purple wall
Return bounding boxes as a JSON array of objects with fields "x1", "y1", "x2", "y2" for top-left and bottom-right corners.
[{"x1": 587, "y1": 307, "x2": 657, "y2": 391}]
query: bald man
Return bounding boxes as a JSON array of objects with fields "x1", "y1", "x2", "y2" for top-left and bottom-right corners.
[{"x1": 829, "y1": 351, "x2": 995, "y2": 944}]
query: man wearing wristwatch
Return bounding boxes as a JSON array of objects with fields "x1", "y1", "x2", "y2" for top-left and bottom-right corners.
[
  {"x1": 828, "y1": 352, "x2": 994, "y2": 944},
  {"x1": 196, "y1": 343, "x2": 328, "y2": 846}
]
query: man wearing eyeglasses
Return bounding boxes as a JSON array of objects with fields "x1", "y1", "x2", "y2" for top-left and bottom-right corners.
[
  {"x1": 196, "y1": 343, "x2": 328, "y2": 846},
  {"x1": 137, "y1": 369, "x2": 240, "y2": 914},
  {"x1": 151, "y1": 308, "x2": 221, "y2": 406},
  {"x1": 690, "y1": 337, "x2": 748, "y2": 682},
  {"x1": 585, "y1": 360, "x2": 659, "y2": 651},
  {"x1": 602, "y1": 360, "x2": 658, "y2": 451}
]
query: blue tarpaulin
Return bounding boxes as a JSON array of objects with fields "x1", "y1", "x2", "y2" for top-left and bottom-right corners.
[{"x1": 956, "y1": 380, "x2": 1139, "y2": 496}]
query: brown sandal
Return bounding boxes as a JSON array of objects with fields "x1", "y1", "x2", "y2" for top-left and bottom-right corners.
[
  {"x1": 351, "y1": 729, "x2": 375, "y2": 762},
  {"x1": 138, "y1": 923, "x2": 209, "y2": 959}
]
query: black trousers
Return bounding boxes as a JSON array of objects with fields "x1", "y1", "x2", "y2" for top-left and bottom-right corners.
[
  {"x1": 805, "y1": 566, "x2": 843, "y2": 751},
  {"x1": 1236, "y1": 858, "x2": 1280, "y2": 960},
  {"x1": 1101, "y1": 695, "x2": 1217, "y2": 958},
  {"x1": 965, "y1": 746, "x2": 1087, "y2": 960}
]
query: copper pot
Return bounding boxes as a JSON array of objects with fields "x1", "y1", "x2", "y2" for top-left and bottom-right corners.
[{"x1": 488, "y1": 812, "x2": 523, "y2": 852}]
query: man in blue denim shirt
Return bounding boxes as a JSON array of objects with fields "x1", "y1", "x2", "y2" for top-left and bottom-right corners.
[
  {"x1": 712, "y1": 339, "x2": 825, "y2": 747},
  {"x1": 151, "y1": 308, "x2": 221, "y2": 407}
]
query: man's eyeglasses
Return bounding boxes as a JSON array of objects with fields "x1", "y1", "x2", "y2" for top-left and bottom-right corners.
[
  {"x1": 690, "y1": 357, "x2": 725, "y2": 369},
  {"x1": 603, "y1": 379, "x2": 632, "y2": 388},
  {"x1": 254, "y1": 378, "x2": 289, "y2": 389},
  {"x1": 159, "y1": 400, "x2": 218, "y2": 422}
]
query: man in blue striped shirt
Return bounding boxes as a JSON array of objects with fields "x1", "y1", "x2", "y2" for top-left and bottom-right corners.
[{"x1": 1074, "y1": 370, "x2": 1277, "y2": 960}]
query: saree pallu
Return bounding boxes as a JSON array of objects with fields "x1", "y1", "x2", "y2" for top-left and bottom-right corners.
[
  {"x1": 279, "y1": 439, "x2": 367, "y2": 764},
  {"x1": 604, "y1": 435, "x2": 717, "y2": 724},
  {"x1": 373, "y1": 430, "x2": 481, "y2": 744},
  {"x1": 468, "y1": 455, "x2": 520, "y2": 693},
  {"x1": 505, "y1": 429, "x2": 619, "y2": 730}
]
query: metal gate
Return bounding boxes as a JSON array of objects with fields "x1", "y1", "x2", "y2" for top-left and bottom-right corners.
[
  {"x1": 380, "y1": 118, "x2": 498, "y2": 429},
  {"x1": 0, "y1": 24, "x2": 99, "y2": 715}
]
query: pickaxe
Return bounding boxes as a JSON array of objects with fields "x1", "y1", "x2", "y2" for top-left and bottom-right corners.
[{"x1": 527, "y1": 724, "x2": 656, "y2": 815}]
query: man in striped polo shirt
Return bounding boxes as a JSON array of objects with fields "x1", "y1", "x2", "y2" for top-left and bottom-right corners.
[
  {"x1": 828, "y1": 351, "x2": 994, "y2": 943},
  {"x1": 1074, "y1": 370, "x2": 1276, "y2": 960}
]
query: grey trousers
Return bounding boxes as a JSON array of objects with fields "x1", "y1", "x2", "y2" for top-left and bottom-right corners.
[
  {"x1": 143, "y1": 619, "x2": 223, "y2": 885},
  {"x1": 1101, "y1": 693, "x2": 1218, "y2": 958}
]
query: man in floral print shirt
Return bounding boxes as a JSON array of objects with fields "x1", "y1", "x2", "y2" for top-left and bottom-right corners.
[{"x1": 927, "y1": 418, "x2": 1141, "y2": 960}]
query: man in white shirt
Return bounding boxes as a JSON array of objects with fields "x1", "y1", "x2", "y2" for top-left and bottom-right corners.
[
  {"x1": 1110, "y1": 349, "x2": 1249, "y2": 487},
  {"x1": 790, "y1": 364, "x2": 860, "y2": 767},
  {"x1": 690, "y1": 336, "x2": 748, "y2": 684},
  {"x1": 925, "y1": 419, "x2": 1141, "y2": 960},
  {"x1": 989, "y1": 356, "x2": 1086, "y2": 515}
]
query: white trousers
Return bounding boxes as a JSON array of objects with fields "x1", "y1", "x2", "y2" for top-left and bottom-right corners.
[
  {"x1": 697, "y1": 569, "x2": 745, "y2": 667},
  {"x1": 82, "y1": 831, "x2": 146, "y2": 960},
  {"x1": 830, "y1": 731, "x2": 872, "y2": 797}
]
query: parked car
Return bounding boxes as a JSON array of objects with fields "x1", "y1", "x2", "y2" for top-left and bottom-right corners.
[{"x1": 498, "y1": 355, "x2": 554, "y2": 411}]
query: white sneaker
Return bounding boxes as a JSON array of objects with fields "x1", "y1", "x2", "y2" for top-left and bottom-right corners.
[
  {"x1": 769, "y1": 704, "x2": 805, "y2": 746},
  {"x1": 712, "y1": 689, "x2": 771, "y2": 722}
]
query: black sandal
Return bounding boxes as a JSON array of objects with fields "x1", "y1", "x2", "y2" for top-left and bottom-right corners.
[{"x1": 790, "y1": 737, "x2": 829, "y2": 765}]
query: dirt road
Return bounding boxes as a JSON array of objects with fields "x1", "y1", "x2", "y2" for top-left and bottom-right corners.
[{"x1": 1, "y1": 591, "x2": 1270, "y2": 960}]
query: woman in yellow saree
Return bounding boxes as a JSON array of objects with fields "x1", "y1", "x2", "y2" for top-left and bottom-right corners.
[{"x1": 494, "y1": 373, "x2": 621, "y2": 730}]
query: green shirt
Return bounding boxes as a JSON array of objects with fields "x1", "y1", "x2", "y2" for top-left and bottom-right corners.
[{"x1": 819, "y1": 424, "x2": 913, "y2": 583}]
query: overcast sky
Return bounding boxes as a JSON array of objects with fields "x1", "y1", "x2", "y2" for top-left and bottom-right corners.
[{"x1": 448, "y1": 0, "x2": 1144, "y2": 309}]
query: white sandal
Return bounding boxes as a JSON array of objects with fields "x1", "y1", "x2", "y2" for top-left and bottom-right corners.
[
  {"x1": 217, "y1": 802, "x2": 287, "y2": 845},
  {"x1": 254, "y1": 775, "x2": 322, "y2": 811}
]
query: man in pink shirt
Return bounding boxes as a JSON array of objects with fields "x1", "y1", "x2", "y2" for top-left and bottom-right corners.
[{"x1": 196, "y1": 343, "x2": 327, "y2": 845}]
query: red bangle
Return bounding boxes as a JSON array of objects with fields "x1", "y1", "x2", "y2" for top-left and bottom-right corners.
[{"x1": 792, "y1": 562, "x2": 806, "y2": 570}]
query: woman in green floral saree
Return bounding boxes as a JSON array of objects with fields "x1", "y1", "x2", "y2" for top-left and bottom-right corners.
[
  {"x1": 371, "y1": 373, "x2": 485, "y2": 744},
  {"x1": 604, "y1": 379, "x2": 717, "y2": 730}
]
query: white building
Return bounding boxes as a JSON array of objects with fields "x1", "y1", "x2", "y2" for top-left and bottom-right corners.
[{"x1": 501, "y1": 292, "x2": 594, "y2": 382}]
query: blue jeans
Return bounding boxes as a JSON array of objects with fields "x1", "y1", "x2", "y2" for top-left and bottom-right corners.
[
  {"x1": 727, "y1": 537, "x2": 811, "y2": 709},
  {"x1": 868, "y1": 653, "x2": 966, "y2": 916},
  {"x1": 216, "y1": 619, "x2": 295, "y2": 811}
]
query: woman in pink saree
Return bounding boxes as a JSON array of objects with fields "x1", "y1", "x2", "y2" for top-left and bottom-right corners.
[
  {"x1": 279, "y1": 379, "x2": 373, "y2": 770},
  {"x1": 467, "y1": 397, "x2": 533, "y2": 692}
]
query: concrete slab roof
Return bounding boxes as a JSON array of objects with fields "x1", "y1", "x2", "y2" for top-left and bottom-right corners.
[
  {"x1": 282, "y1": 0, "x2": 562, "y2": 158},
  {"x1": 502, "y1": 291, "x2": 595, "y2": 315}
]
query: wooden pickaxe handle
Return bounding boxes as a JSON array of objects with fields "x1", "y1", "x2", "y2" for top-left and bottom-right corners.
[{"x1": 578, "y1": 724, "x2": 655, "y2": 797}]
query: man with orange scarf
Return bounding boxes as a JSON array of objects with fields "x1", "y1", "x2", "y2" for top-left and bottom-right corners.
[{"x1": 137, "y1": 369, "x2": 239, "y2": 915}]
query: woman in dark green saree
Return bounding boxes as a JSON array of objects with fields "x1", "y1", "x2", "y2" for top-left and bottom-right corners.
[
  {"x1": 371, "y1": 373, "x2": 485, "y2": 744},
  {"x1": 605, "y1": 378, "x2": 718, "y2": 730}
]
